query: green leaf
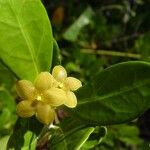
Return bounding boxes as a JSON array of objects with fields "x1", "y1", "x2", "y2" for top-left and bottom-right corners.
[
  {"x1": 0, "y1": 61, "x2": 16, "y2": 90},
  {"x1": 0, "y1": 136, "x2": 10, "y2": 150},
  {"x1": 0, "y1": 0, "x2": 53, "y2": 81},
  {"x1": 116, "y1": 125, "x2": 142, "y2": 145},
  {"x1": 52, "y1": 39, "x2": 61, "y2": 68},
  {"x1": 99, "y1": 124, "x2": 142, "y2": 149},
  {"x1": 82, "y1": 126, "x2": 107, "y2": 149},
  {"x1": 63, "y1": 7, "x2": 94, "y2": 42},
  {"x1": 67, "y1": 127, "x2": 95, "y2": 150},
  {"x1": 0, "y1": 88, "x2": 16, "y2": 130},
  {"x1": 49, "y1": 116, "x2": 94, "y2": 150},
  {"x1": 135, "y1": 33, "x2": 150, "y2": 61},
  {"x1": 7, "y1": 117, "x2": 43, "y2": 150},
  {"x1": 70, "y1": 61, "x2": 150, "y2": 125},
  {"x1": 50, "y1": 126, "x2": 95, "y2": 150}
]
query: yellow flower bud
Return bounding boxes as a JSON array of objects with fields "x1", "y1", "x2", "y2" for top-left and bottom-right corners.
[
  {"x1": 34, "y1": 72, "x2": 54, "y2": 92},
  {"x1": 64, "y1": 91, "x2": 77, "y2": 108},
  {"x1": 16, "y1": 101, "x2": 35, "y2": 117},
  {"x1": 36, "y1": 102, "x2": 55, "y2": 125},
  {"x1": 43, "y1": 88, "x2": 66, "y2": 106},
  {"x1": 52, "y1": 65, "x2": 67, "y2": 82},
  {"x1": 65, "y1": 77, "x2": 82, "y2": 91},
  {"x1": 16, "y1": 80, "x2": 37, "y2": 100}
]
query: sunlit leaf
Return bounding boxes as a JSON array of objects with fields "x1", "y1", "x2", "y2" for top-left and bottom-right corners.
[
  {"x1": 0, "y1": 136, "x2": 9, "y2": 150},
  {"x1": 0, "y1": 0, "x2": 53, "y2": 81}
]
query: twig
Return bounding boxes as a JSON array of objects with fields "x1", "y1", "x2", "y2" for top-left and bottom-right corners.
[
  {"x1": 81, "y1": 49, "x2": 141, "y2": 59},
  {"x1": 101, "y1": 5, "x2": 123, "y2": 11}
]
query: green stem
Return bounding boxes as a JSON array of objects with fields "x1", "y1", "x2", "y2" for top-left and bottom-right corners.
[
  {"x1": 81, "y1": 49, "x2": 141, "y2": 59},
  {"x1": 101, "y1": 5, "x2": 123, "y2": 11}
]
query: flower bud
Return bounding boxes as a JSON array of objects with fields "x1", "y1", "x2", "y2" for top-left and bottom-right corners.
[
  {"x1": 36, "y1": 103, "x2": 55, "y2": 124},
  {"x1": 16, "y1": 101, "x2": 35, "y2": 117},
  {"x1": 52, "y1": 65, "x2": 67, "y2": 82},
  {"x1": 16, "y1": 80, "x2": 37, "y2": 100},
  {"x1": 34, "y1": 72, "x2": 54, "y2": 92},
  {"x1": 65, "y1": 91, "x2": 77, "y2": 108},
  {"x1": 65, "y1": 77, "x2": 82, "y2": 91},
  {"x1": 43, "y1": 88, "x2": 66, "y2": 106}
]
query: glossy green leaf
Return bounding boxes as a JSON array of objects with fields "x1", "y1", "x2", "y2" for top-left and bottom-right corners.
[
  {"x1": 0, "y1": 0, "x2": 53, "y2": 81},
  {"x1": 67, "y1": 127, "x2": 95, "y2": 150},
  {"x1": 82, "y1": 126, "x2": 107, "y2": 149},
  {"x1": 50, "y1": 126, "x2": 95, "y2": 150},
  {"x1": 49, "y1": 116, "x2": 94, "y2": 150},
  {"x1": 70, "y1": 61, "x2": 150, "y2": 125},
  {"x1": 63, "y1": 7, "x2": 94, "y2": 41},
  {"x1": 7, "y1": 117, "x2": 43, "y2": 150}
]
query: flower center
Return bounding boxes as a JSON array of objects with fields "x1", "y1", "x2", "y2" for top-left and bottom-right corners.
[
  {"x1": 36, "y1": 95, "x2": 42, "y2": 101},
  {"x1": 58, "y1": 83, "x2": 64, "y2": 88}
]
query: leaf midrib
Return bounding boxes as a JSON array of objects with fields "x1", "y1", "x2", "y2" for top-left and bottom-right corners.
[
  {"x1": 78, "y1": 79, "x2": 150, "y2": 105},
  {"x1": 9, "y1": 0, "x2": 39, "y2": 75}
]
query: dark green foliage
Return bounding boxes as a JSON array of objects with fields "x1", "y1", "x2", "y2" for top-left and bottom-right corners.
[{"x1": 70, "y1": 62, "x2": 150, "y2": 125}]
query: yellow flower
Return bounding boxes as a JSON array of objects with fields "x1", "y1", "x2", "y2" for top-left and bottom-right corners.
[
  {"x1": 16, "y1": 72, "x2": 66, "y2": 125},
  {"x1": 52, "y1": 65, "x2": 82, "y2": 108},
  {"x1": 16, "y1": 66, "x2": 82, "y2": 124}
]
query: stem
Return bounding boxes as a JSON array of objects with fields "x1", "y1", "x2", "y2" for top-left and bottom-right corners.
[
  {"x1": 101, "y1": 5, "x2": 123, "y2": 11},
  {"x1": 54, "y1": 113, "x2": 60, "y2": 124},
  {"x1": 81, "y1": 49, "x2": 141, "y2": 59}
]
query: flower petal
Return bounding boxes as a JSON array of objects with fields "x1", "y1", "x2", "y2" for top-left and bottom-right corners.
[
  {"x1": 16, "y1": 80, "x2": 37, "y2": 100},
  {"x1": 43, "y1": 88, "x2": 66, "y2": 106},
  {"x1": 34, "y1": 72, "x2": 54, "y2": 92},
  {"x1": 35, "y1": 102, "x2": 55, "y2": 125},
  {"x1": 65, "y1": 77, "x2": 82, "y2": 91},
  {"x1": 52, "y1": 65, "x2": 67, "y2": 82},
  {"x1": 64, "y1": 91, "x2": 77, "y2": 108},
  {"x1": 16, "y1": 100, "x2": 35, "y2": 117}
]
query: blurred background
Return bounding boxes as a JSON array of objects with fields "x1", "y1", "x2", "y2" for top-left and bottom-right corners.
[{"x1": 43, "y1": 0, "x2": 150, "y2": 149}]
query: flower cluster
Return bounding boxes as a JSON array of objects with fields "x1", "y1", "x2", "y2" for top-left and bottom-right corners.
[{"x1": 16, "y1": 65, "x2": 82, "y2": 124}]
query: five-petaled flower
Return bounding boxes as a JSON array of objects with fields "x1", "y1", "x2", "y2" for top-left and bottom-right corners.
[
  {"x1": 52, "y1": 66, "x2": 82, "y2": 108},
  {"x1": 16, "y1": 65, "x2": 82, "y2": 124}
]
